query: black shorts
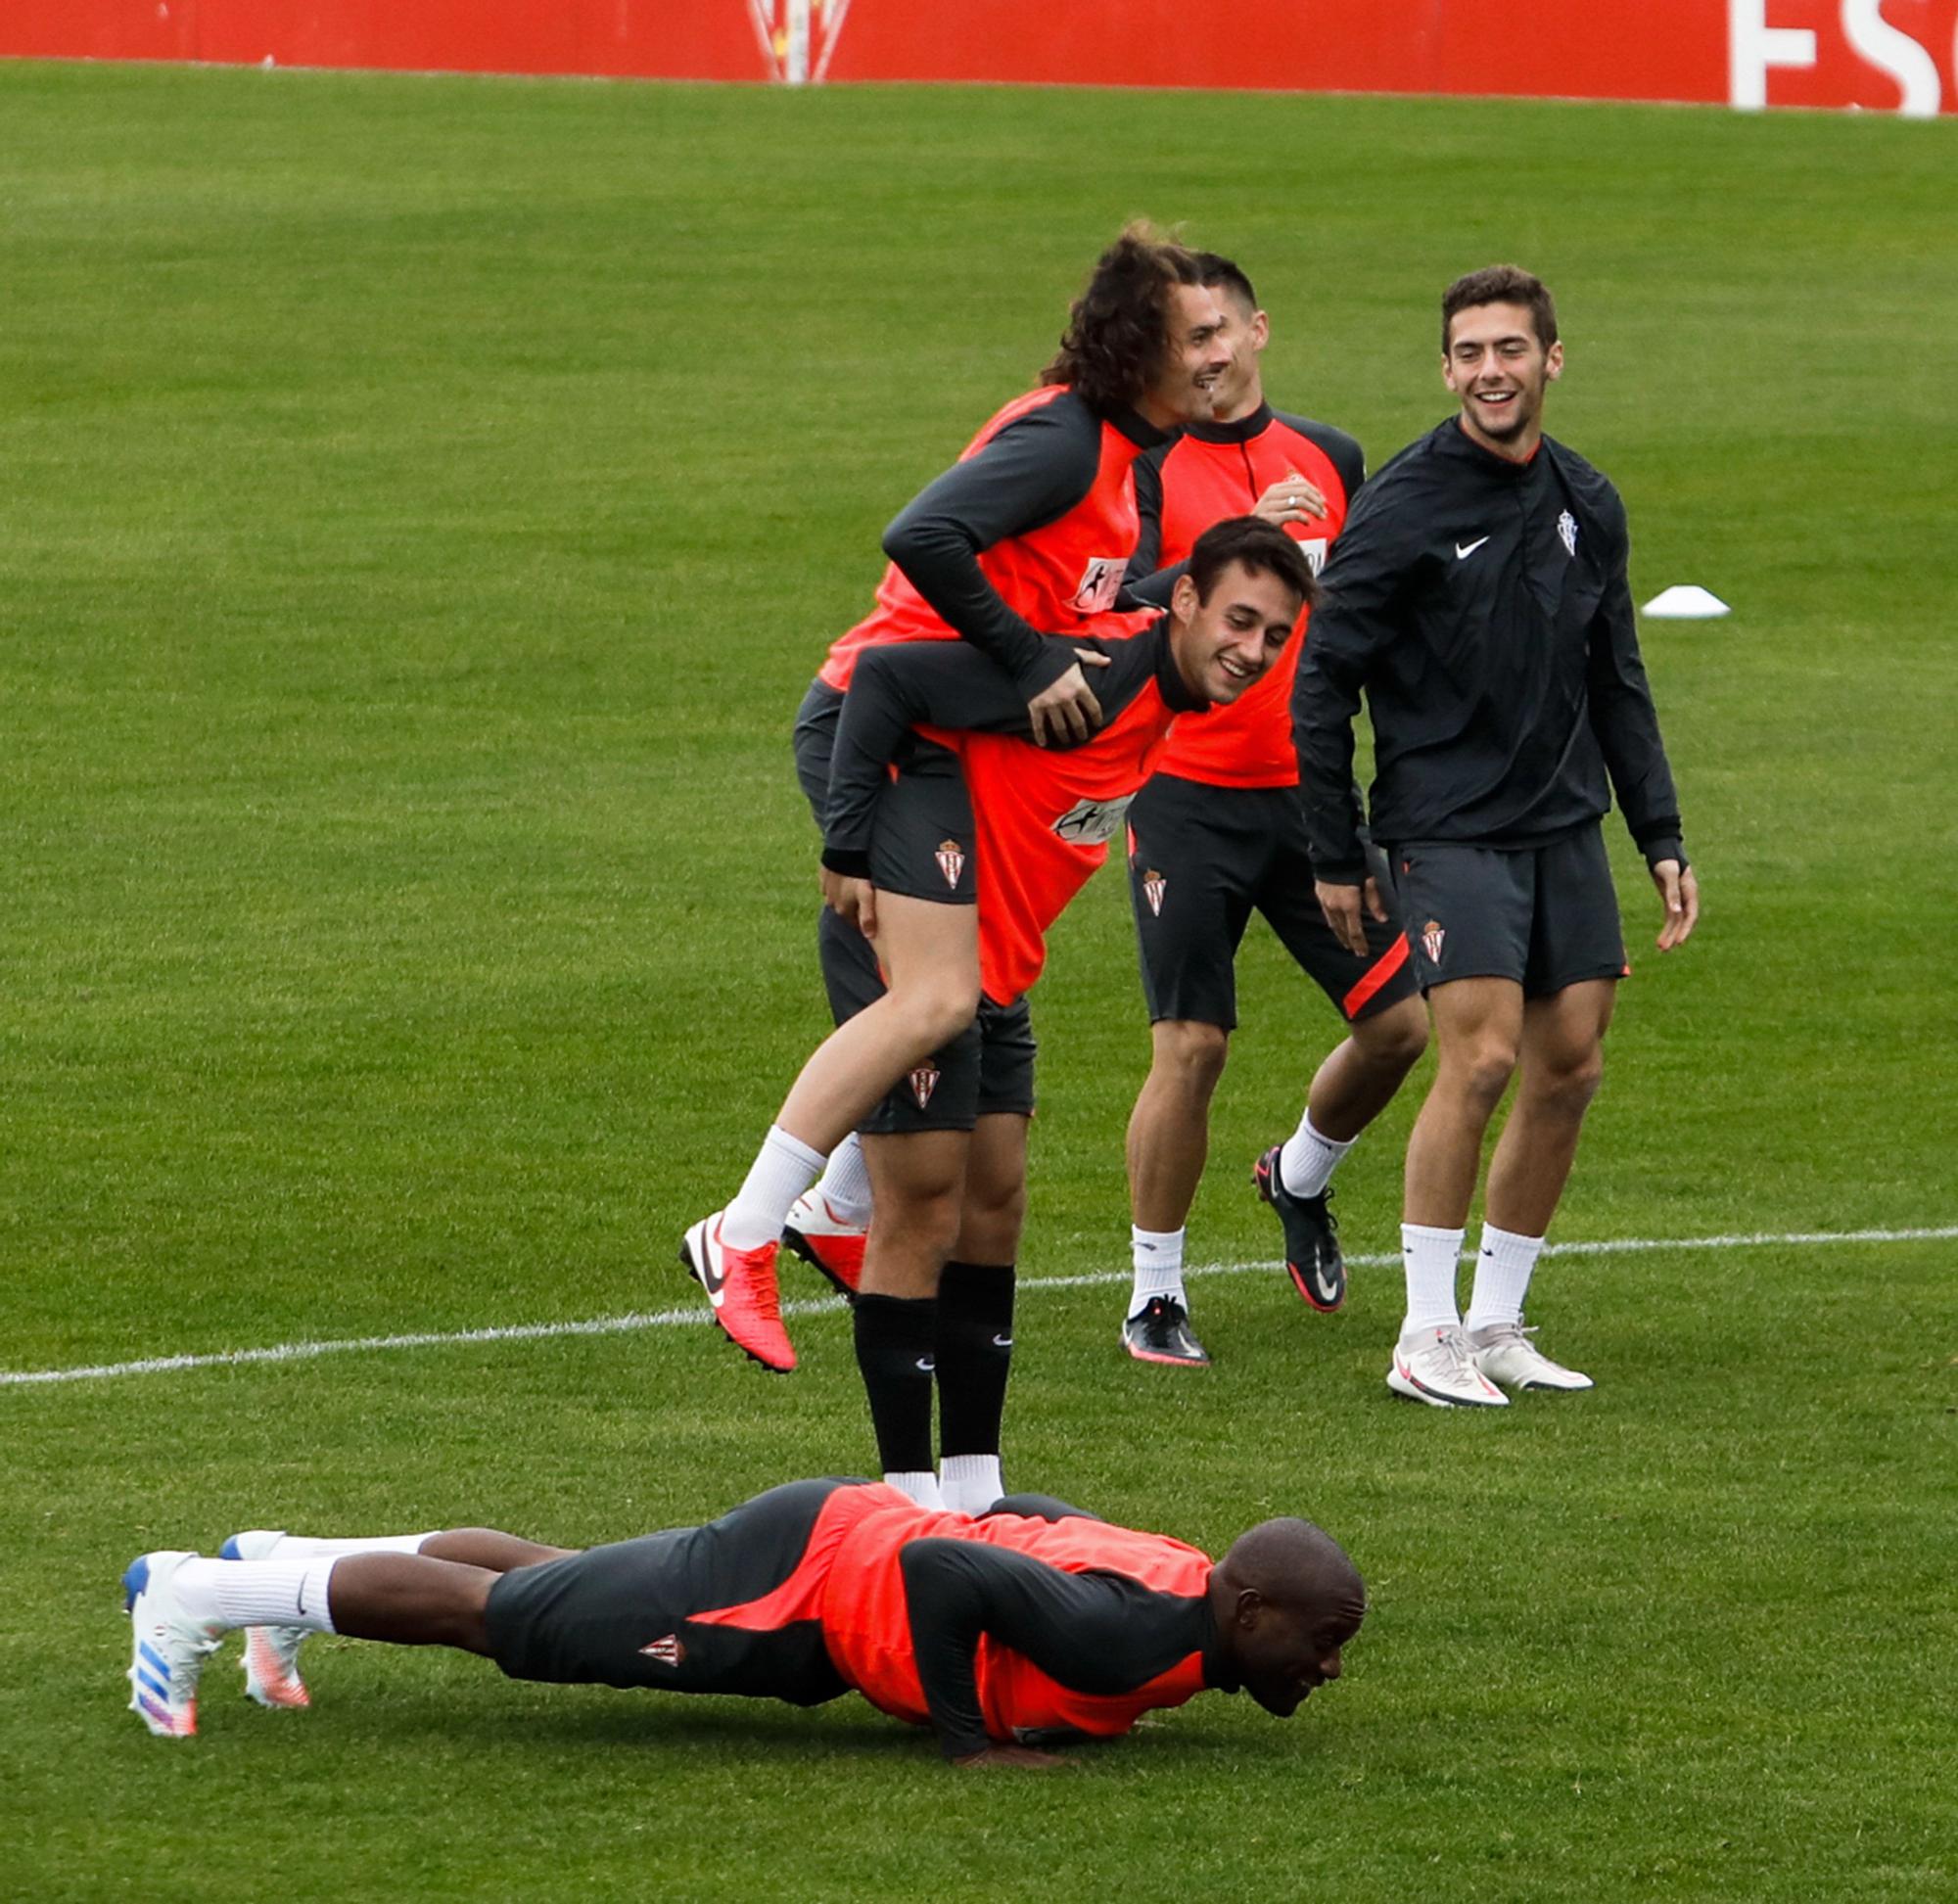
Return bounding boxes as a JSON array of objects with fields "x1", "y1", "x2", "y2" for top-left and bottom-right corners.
[
  {"x1": 485, "y1": 1478, "x2": 867, "y2": 1706},
  {"x1": 1391, "y1": 824, "x2": 1628, "y2": 998},
  {"x1": 1127, "y1": 773, "x2": 1417, "y2": 1032}
]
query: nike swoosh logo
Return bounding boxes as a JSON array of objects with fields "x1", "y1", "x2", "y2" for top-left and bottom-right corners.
[
  {"x1": 914, "y1": 1356, "x2": 936, "y2": 1373},
  {"x1": 696, "y1": 1230, "x2": 728, "y2": 1309},
  {"x1": 992, "y1": 1334, "x2": 1014, "y2": 1349},
  {"x1": 1455, "y1": 536, "x2": 1490, "y2": 559},
  {"x1": 1313, "y1": 1269, "x2": 1340, "y2": 1304}
]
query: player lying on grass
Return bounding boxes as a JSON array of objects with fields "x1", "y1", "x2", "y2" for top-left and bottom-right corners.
[
  {"x1": 684, "y1": 524, "x2": 1317, "y2": 1514},
  {"x1": 123, "y1": 1478, "x2": 1366, "y2": 1766}
]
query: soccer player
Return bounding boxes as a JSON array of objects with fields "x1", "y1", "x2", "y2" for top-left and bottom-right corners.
[
  {"x1": 813, "y1": 520, "x2": 1316, "y2": 1511},
  {"x1": 686, "y1": 230, "x2": 1232, "y2": 1374},
  {"x1": 121, "y1": 1478, "x2": 1367, "y2": 1766},
  {"x1": 1114, "y1": 255, "x2": 1426, "y2": 1369},
  {"x1": 1292, "y1": 265, "x2": 1700, "y2": 1408}
]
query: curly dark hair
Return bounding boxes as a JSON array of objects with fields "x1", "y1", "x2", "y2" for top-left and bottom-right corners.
[
  {"x1": 1042, "y1": 225, "x2": 1205, "y2": 416},
  {"x1": 1442, "y1": 264, "x2": 1559, "y2": 351}
]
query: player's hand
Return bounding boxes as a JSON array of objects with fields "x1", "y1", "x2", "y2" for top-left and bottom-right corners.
[
  {"x1": 1315, "y1": 878, "x2": 1371, "y2": 958},
  {"x1": 821, "y1": 867, "x2": 878, "y2": 942},
  {"x1": 952, "y1": 1743, "x2": 1074, "y2": 1771},
  {"x1": 1651, "y1": 859, "x2": 1699, "y2": 952},
  {"x1": 1361, "y1": 875, "x2": 1389, "y2": 926},
  {"x1": 1027, "y1": 656, "x2": 1109, "y2": 748},
  {"x1": 1253, "y1": 475, "x2": 1328, "y2": 528}
]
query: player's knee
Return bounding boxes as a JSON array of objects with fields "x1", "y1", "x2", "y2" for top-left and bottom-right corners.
[
  {"x1": 1535, "y1": 1048, "x2": 1606, "y2": 1118},
  {"x1": 889, "y1": 974, "x2": 982, "y2": 1051},
  {"x1": 1448, "y1": 1038, "x2": 1519, "y2": 1108},
  {"x1": 1151, "y1": 1020, "x2": 1230, "y2": 1093},
  {"x1": 1355, "y1": 999, "x2": 1428, "y2": 1074}
]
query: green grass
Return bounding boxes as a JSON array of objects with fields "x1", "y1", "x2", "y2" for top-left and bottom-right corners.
[{"x1": 2, "y1": 59, "x2": 1954, "y2": 1900}]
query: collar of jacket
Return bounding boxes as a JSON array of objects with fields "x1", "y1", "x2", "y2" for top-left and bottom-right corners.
[
  {"x1": 1183, "y1": 401, "x2": 1275, "y2": 446},
  {"x1": 1437, "y1": 414, "x2": 1548, "y2": 480},
  {"x1": 1104, "y1": 405, "x2": 1179, "y2": 451}
]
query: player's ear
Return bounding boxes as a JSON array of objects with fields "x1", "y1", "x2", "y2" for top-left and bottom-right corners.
[
  {"x1": 1171, "y1": 573, "x2": 1200, "y2": 623},
  {"x1": 1545, "y1": 340, "x2": 1564, "y2": 381},
  {"x1": 1235, "y1": 1587, "x2": 1265, "y2": 1631}
]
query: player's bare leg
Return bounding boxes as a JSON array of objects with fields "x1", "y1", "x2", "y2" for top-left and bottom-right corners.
[
  {"x1": 1122, "y1": 1020, "x2": 1226, "y2": 1364},
  {"x1": 856, "y1": 1129, "x2": 969, "y2": 1509},
  {"x1": 1302, "y1": 996, "x2": 1428, "y2": 1142},
  {"x1": 1465, "y1": 979, "x2": 1615, "y2": 1393},
  {"x1": 939, "y1": 1112, "x2": 1027, "y2": 1512},
  {"x1": 1387, "y1": 978, "x2": 1522, "y2": 1407}
]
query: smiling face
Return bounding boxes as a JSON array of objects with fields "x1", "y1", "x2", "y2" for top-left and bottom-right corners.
[
  {"x1": 1138, "y1": 282, "x2": 1232, "y2": 430},
  {"x1": 1167, "y1": 558, "x2": 1304, "y2": 706},
  {"x1": 1228, "y1": 1585, "x2": 1367, "y2": 1718},
  {"x1": 1443, "y1": 299, "x2": 1563, "y2": 460},
  {"x1": 1205, "y1": 281, "x2": 1269, "y2": 423}
]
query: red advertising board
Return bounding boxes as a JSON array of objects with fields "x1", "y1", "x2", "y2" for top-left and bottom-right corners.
[{"x1": 5, "y1": 0, "x2": 1956, "y2": 114}]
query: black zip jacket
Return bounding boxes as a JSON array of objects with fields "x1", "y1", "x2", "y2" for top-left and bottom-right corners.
[{"x1": 1292, "y1": 418, "x2": 1684, "y2": 881}]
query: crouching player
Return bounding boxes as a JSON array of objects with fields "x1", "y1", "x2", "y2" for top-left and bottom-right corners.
[{"x1": 123, "y1": 1478, "x2": 1365, "y2": 1763}]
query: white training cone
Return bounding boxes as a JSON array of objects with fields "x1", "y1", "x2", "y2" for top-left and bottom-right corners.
[{"x1": 1642, "y1": 584, "x2": 1729, "y2": 619}]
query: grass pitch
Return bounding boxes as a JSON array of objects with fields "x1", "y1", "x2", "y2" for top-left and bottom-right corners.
[{"x1": 2, "y1": 59, "x2": 1954, "y2": 1900}]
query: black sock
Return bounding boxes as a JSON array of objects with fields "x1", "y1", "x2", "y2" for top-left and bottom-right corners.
[
  {"x1": 853, "y1": 1294, "x2": 938, "y2": 1475},
  {"x1": 935, "y1": 1261, "x2": 1015, "y2": 1459}
]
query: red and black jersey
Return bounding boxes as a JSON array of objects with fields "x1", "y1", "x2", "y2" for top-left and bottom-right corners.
[
  {"x1": 818, "y1": 387, "x2": 1164, "y2": 697},
  {"x1": 1120, "y1": 404, "x2": 1363, "y2": 788},
  {"x1": 822, "y1": 623, "x2": 1206, "y2": 1004},
  {"x1": 688, "y1": 1483, "x2": 1220, "y2": 1759}
]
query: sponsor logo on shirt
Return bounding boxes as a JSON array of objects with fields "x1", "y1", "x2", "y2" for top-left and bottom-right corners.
[
  {"x1": 1070, "y1": 556, "x2": 1126, "y2": 614},
  {"x1": 1051, "y1": 794, "x2": 1133, "y2": 847},
  {"x1": 1297, "y1": 536, "x2": 1329, "y2": 576},
  {"x1": 935, "y1": 838, "x2": 966, "y2": 888}
]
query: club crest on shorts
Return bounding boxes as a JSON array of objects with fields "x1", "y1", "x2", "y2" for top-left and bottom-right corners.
[
  {"x1": 1421, "y1": 918, "x2": 1446, "y2": 963},
  {"x1": 1558, "y1": 510, "x2": 1578, "y2": 558},
  {"x1": 935, "y1": 839, "x2": 965, "y2": 889},
  {"x1": 909, "y1": 1064, "x2": 941, "y2": 1110},
  {"x1": 1142, "y1": 868, "x2": 1167, "y2": 916},
  {"x1": 1069, "y1": 555, "x2": 1125, "y2": 614},
  {"x1": 638, "y1": 1633, "x2": 686, "y2": 1667}
]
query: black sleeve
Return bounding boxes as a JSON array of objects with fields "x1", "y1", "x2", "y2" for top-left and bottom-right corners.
[
  {"x1": 1586, "y1": 501, "x2": 1685, "y2": 866},
  {"x1": 899, "y1": 1539, "x2": 1205, "y2": 1760},
  {"x1": 882, "y1": 400, "x2": 1104, "y2": 700},
  {"x1": 1291, "y1": 488, "x2": 1410, "y2": 880},
  {"x1": 1116, "y1": 444, "x2": 1185, "y2": 611},
  {"x1": 819, "y1": 641, "x2": 1040, "y2": 876}
]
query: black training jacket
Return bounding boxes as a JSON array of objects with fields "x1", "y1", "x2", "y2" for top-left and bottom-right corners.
[{"x1": 1291, "y1": 418, "x2": 1683, "y2": 881}]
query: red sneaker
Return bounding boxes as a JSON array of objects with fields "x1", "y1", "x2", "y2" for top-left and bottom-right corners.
[
  {"x1": 781, "y1": 1191, "x2": 866, "y2": 1298},
  {"x1": 679, "y1": 1214, "x2": 796, "y2": 1373}
]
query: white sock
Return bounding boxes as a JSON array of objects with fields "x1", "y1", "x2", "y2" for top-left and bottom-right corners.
[
  {"x1": 814, "y1": 1133, "x2": 873, "y2": 1228},
  {"x1": 1279, "y1": 1113, "x2": 1356, "y2": 1201},
  {"x1": 1400, "y1": 1223, "x2": 1467, "y2": 1338},
  {"x1": 1128, "y1": 1225, "x2": 1187, "y2": 1318},
  {"x1": 940, "y1": 1453, "x2": 1003, "y2": 1516},
  {"x1": 1465, "y1": 1224, "x2": 1545, "y2": 1333},
  {"x1": 723, "y1": 1125, "x2": 826, "y2": 1252},
  {"x1": 884, "y1": 1469, "x2": 945, "y2": 1511},
  {"x1": 174, "y1": 1556, "x2": 340, "y2": 1634},
  {"x1": 258, "y1": 1532, "x2": 433, "y2": 1561}
]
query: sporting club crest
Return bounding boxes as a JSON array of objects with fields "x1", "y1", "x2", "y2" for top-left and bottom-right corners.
[
  {"x1": 1558, "y1": 510, "x2": 1578, "y2": 558},
  {"x1": 1142, "y1": 868, "x2": 1167, "y2": 916},
  {"x1": 909, "y1": 1065, "x2": 941, "y2": 1110},
  {"x1": 935, "y1": 839, "x2": 966, "y2": 889},
  {"x1": 638, "y1": 1634, "x2": 686, "y2": 1666},
  {"x1": 1421, "y1": 918, "x2": 1446, "y2": 963},
  {"x1": 747, "y1": 0, "x2": 853, "y2": 83}
]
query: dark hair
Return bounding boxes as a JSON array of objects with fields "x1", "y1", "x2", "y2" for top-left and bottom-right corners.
[
  {"x1": 1187, "y1": 516, "x2": 1320, "y2": 613},
  {"x1": 1043, "y1": 224, "x2": 1205, "y2": 415},
  {"x1": 1441, "y1": 264, "x2": 1558, "y2": 352},
  {"x1": 1191, "y1": 251, "x2": 1258, "y2": 315}
]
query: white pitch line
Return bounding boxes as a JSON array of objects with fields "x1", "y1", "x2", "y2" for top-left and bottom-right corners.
[{"x1": 3, "y1": 1225, "x2": 1952, "y2": 1392}]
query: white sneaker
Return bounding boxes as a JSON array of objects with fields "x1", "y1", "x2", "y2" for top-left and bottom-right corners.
[
  {"x1": 1387, "y1": 1326, "x2": 1509, "y2": 1409},
  {"x1": 221, "y1": 1530, "x2": 312, "y2": 1708},
  {"x1": 780, "y1": 1191, "x2": 866, "y2": 1298},
  {"x1": 123, "y1": 1551, "x2": 224, "y2": 1738},
  {"x1": 1467, "y1": 1322, "x2": 1595, "y2": 1392}
]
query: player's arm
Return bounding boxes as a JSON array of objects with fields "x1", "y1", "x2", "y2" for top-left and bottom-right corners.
[
  {"x1": 819, "y1": 640, "x2": 1044, "y2": 879},
  {"x1": 1116, "y1": 446, "x2": 1185, "y2": 612},
  {"x1": 899, "y1": 1538, "x2": 1205, "y2": 1765},
  {"x1": 1585, "y1": 503, "x2": 1698, "y2": 951},
  {"x1": 883, "y1": 402, "x2": 1112, "y2": 734},
  {"x1": 1292, "y1": 491, "x2": 1407, "y2": 952}
]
